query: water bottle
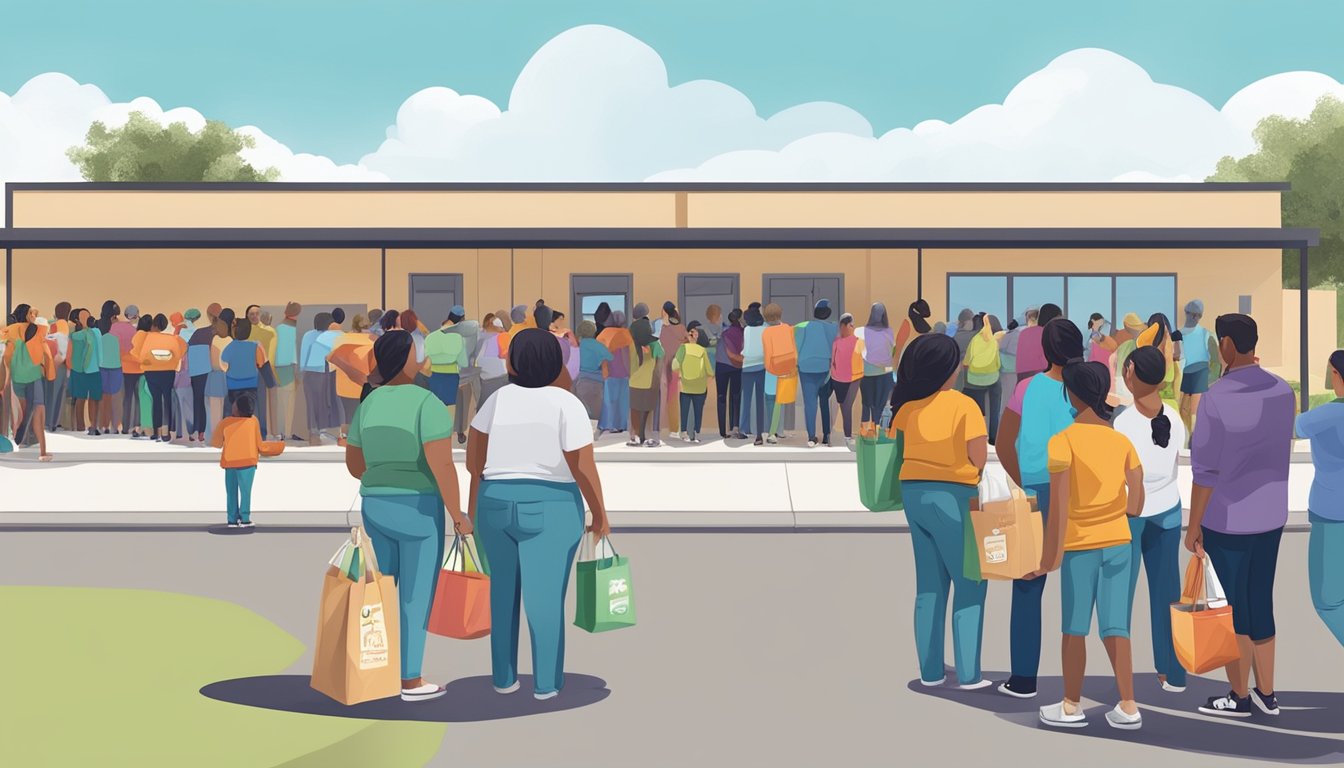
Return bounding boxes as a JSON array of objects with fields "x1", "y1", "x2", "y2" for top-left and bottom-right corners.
[{"x1": 879, "y1": 404, "x2": 893, "y2": 431}]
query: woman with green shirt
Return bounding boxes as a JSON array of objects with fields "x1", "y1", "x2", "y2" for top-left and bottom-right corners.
[
  {"x1": 344, "y1": 331, "x2": 471, "y2": 703},
  {"x1": 69, "y1": 308, "x2": 103, "y2": 434}
]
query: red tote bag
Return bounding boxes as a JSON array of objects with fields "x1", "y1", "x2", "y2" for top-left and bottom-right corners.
[{"x1": 428, "y1": 534, "x2": 491, "y2": 639}]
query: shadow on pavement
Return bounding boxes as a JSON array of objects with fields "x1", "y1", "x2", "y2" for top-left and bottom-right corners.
[
  {"x1": 908, "y1": 672, "x2": 1344, "y2": 764},
  {"x1": 201, "y1": 673, "x2": 610, "y2": 722}
]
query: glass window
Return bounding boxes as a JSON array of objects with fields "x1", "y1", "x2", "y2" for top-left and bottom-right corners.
[
  {"x1": 1011, "y1": 276, "x2": 1065, "y2": 322},
  {"x1": 580, "y1": 294, "x2": 626, "y2": 323},
  {"x1": 947, "y1": 276, "x2": 1008, "y2": 327},
  {"x1": 1067, "y1": 276, "x2": 1113, "y2": 336},
  {"x1": 1115, "y1": 276, "x2": 1176, "y2": 328}
]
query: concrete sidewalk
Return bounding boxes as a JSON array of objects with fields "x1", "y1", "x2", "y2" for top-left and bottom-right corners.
[{"x1": 0, "y1": 431, "x2": 1319, "y2": 529}]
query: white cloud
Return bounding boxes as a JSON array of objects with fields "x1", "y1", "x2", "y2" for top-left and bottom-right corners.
[{"x1": 4, "y1": 24, "x2": 1344, "y2": 218}]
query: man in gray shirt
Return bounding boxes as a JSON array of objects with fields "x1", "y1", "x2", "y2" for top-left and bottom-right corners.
[{"x1": 442, "y1": 305, "x2": 481, "y2": 445}]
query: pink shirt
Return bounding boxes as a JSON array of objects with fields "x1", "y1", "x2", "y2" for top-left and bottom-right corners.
[
  {"x1": 1015, "y1": 325, "x2": 1045, "y2": 375},
  {"x1": 831, "y1": 335, "x2": 859, "y2": 383}
]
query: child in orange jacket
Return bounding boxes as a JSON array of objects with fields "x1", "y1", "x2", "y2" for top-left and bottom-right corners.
[{"x1": 211, "y1": 392, "x2": 282, "y2": 528}]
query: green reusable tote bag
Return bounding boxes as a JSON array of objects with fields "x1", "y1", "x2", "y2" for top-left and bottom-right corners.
[
  {"x1": 856, "y1": 428, "x2": 903, "y2": 512},
  {"x1": 574, "y1": 537, "x2": 636, "y2": 633}
]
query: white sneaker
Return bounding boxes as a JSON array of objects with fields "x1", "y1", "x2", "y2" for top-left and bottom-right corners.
[
  {"x1": 807, "y1": 440, "x2": 818, "y2": 448},
  {"x1": 1039, "y1": 701, "x2": 1088, "y2": 728},
  {"x1": 494, "y1": 681, "x2": 520, "y2": 695},
  {"x1": 766, "y1": 435, "x2": 778, "y2": 445},
  {"x1": 238, "y1": 521, "x2": 255, "y2": 529},
  {"x1": 534, "y1": 690, "x2": 558, "y2": 701},
  {"x1": 400, "y1": 682, "x2": 447, "y2": 702},
  {"x1": 919, "y1": 676, "x2": 946, "y2": 687},
  {"x1": 1161, "y1": 680, "x2": 1186, "y2": 693},
  {"x1": 1105, "y1": 704, "x2": 1142, "y2": 730},
  {"x1": 959, "y1": 679, "x2": 993, "y2": 691}
]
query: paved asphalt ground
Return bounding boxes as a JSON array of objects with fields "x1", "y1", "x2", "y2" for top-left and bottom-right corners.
[{"x1": 6, "y1": 529, "x2": 1344, "y2": 767}]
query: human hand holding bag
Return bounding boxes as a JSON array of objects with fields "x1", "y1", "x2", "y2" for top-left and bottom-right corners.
[{"x1": 1170, "y1": 555, "x2": 1238, "y2": 674}]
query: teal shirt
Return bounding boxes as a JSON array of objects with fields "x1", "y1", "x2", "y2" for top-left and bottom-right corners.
[
  {"x1": 99, "y1": 331, "x2": 121, "y2": 370},
  {"x1": 347, "y1": 384, "x2": 455, "y2": 496},
  {"x1": 1012, "y1": 374, "x2": 1076, "y2": 486},
  {"x1": 1296, "y1": 399, "x2": 1344, "y2": 522},
  {"x1": 72, "y1": 328, "x2": 103, "y2": 374}
]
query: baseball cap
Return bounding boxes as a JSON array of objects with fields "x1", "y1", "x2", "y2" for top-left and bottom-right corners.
[
  {"x1": 184, "y1": 308, "x2": 202, "y2": 322},
  {"x1": 450, "y1": 304, "x2": 465, "y2": 317},
  {"x1": 125, "y1": 305, "x2": 140, "y2": 318},
  {"x1": 1185, "y1": 299, "x2": 1204, "y2": 315}
]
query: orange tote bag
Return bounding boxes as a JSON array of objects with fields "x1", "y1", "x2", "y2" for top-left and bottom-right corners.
[
  {"x1": 1170, "y1": 556, "x2": 1240, "y2": 675},
  {"x1": 428, "y1": 534, "x2": 491, "y2": 640}
]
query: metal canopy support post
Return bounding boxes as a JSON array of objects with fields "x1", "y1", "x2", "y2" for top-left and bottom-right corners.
[
  {"x1": 1301, "y1": 246, "x2": 1310, "y2": 413},
  {"x1": 916, "y1": 247, "x2": 923, "y2": 301},
  {"x1": 380, "y1": 248, "x2": 387, "y2": 310}
]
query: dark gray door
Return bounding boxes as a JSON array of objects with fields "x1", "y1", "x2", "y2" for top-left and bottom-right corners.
[
  {"x1": 763, "y1": 274, "x2": 844, "y2": 324},
  {"x1": 409, "y1": 273, "x2": 464, "y2": 328},
  {"x1": 572, "y1": 274, "x2": 633, "y2": 324},
  {"x1": 679, "y1": 273, "x2": 739, "y2": 326}
]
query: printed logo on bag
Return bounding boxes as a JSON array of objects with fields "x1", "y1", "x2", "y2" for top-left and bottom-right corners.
[
  {"x1": 983, "y1": 533, "x2": 1008, "y2": 564},
  {"x1": 359, "y1": 603, "x2": 390, "y2": 670},
  {"x1": 609, "y1": 597, "x2": 630, "y2": 615},
  {"x1": 608, "y1": 578, "x2": 628, "y2": 596}
]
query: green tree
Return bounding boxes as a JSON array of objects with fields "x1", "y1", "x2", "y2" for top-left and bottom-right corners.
[
  {"x1": 1209, "y1": 95, "x2": 1344, "y2": 288},
  {"x1": 67, "y1": 111, "x2": 278, "y2": 182}
]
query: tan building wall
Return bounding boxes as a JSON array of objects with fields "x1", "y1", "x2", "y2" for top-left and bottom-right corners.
[{"x1": 1279, "y1": 288, "x2": 1338, "y2": 382}]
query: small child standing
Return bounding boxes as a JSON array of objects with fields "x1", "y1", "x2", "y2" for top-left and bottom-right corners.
[{"x1": 211, "y1": 391, "x2": 272, "y2": 528}]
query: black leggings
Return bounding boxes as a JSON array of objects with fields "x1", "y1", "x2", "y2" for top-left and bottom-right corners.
[
  {"x1": 715, "y1": 364, "x2": 741, "y2": 436},
  {"x1": 145, "y1": 370, "x2": 176, "y2": 432},
  {"x1": 859, "y1": 374, "x2": 894, "y2": 424},
  {"x1": 831, "y1": 380, "x2": 858, "y2": 438},
  {"x1": 122, "y1": 372, "x2": 143, "y2": 431},
  {"x1": 191, "y1": 374, "x2": 208, "y2": 436}
]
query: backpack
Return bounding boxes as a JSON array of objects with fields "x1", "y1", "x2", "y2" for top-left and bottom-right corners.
[
  {"x1": 680, "y1": 346, "x2": 708, "y2": 380},
  {"x1": 765, "y1": 328, "x2": 798, "y2": 375},
  {"x1": 10, "y1": 339, "x2": 44, "y2": 385},
  {"x1": 967, "y1": 334, "x2": 1000, "y2": 376}
]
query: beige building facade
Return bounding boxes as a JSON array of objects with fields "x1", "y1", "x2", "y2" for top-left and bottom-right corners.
[{"x1": 1, "y1": 182, "x2": 1320, "y2": 383}]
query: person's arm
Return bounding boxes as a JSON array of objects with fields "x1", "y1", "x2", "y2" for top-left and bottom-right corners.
[
  {"x1": 563, "y1": 443, "x2": 610, "y2": 539},
  {"x1": 997, "y1": 409, "x2": 1023, "y2": 486},
  {"x1": 1185, "y1": 394, "x2": 1222, "y2": 556},
  {"x1": 1125, "y1": 463, "x2": 1145, "y2": 518},
  {"x1": 1032, "y1": 468, "x2": 1070, "y2": 576},
  {"x1": 132, "y1": 333, "x2": 148, "y2": 366},
  {"x1": 211, "y1": 422, "x2": 226, "y2": 450},
  {"x1": 213, "y1": 343, "x2": 226, "y2": 372},
  {"x1": 425, "y1": 437, "x2": 470, "y2": 534},
  {"x1": 672, "y1": 345, "x2": 684, "y2": 373},
  {"x1": 967, "y1": 435, "x2": 988, "y2": 470},
  {"x1": 256, "y1": 344, "x2": 267, "y2": 370},
  {"x1": 466, "y1": 427, "x2": 488, "y2": 523}
]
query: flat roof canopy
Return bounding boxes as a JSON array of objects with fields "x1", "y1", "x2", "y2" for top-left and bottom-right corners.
[{"x1": 0, "y1": 226, "x2": 1320, "y2": 250}]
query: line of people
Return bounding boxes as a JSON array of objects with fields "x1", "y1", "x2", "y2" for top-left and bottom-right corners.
[{"x1": 893, "y1": 309, "x2": 1343, "y2": 731}]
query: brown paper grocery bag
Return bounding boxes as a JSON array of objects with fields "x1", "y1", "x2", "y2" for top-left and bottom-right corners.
[
  {"x1": 970, "y1": 491, "x2": 1043, "y2": 581},
  {"x1": 311, "y1": 528, "x2": 402, "y2": 705}
]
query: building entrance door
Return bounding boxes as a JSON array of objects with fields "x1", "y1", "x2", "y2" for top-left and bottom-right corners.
[
  {"x1": 762, "y1": 274, "x2": 845, "y2": 434},
  {"x1": 572, "y1": 274, "x2": 633, "y2": 325},
  {"x1": 409, "y1": 273, "x2": 464, "y2": 328}
]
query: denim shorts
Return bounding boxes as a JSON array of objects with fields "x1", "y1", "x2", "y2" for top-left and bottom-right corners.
[
  {"x1": 100, "y1": 367, "x2": 124, "y2": 395},
  {"x1": 1061, "y1": 543, "x2": 1135, "y2": 638},
  {"x1": 1203, "y1": 526, "x2": 1283, "y2": 641}
]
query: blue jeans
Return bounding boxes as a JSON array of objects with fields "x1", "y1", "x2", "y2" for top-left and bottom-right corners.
[
  {"x1": 1309, "y1": 513, "x2": 1344, "y2": 648},
  {"x1": 740, "y1": 369, "x2": 767, "y2": 435},
  {"x1": 902, "y1": 480, "x2": 986, "y2": 685},
  {"x1": 599, "y1": 378, "x2": 629, "y2": 431},
  {"x1": 361, "y1": 493, "x2": 446, "y2": 680},
  {"x1": 679, "y1": 392, "x2": 706, "y2": 436},
  {"x1": 1128, "y1": 504, "x2": 1186, "y2": 685},
  {"x1": 224, "y1": 466, "x2": 256, "y2": 524},
  {"x1": 1009, "y1": 483, "x2": 1051, "y2": 683},
  {"x1": 800, "y1": 371, "x2": 832, "y2": 441},
  {"x1": 1061, "y1": 543, "x2": 1134, "y2": 639},
  {"x1": 477, "y1": 479, "x2": 585, "y2": 695}
]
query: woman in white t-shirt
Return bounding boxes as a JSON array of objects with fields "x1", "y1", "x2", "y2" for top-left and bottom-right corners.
[
  {"x1": 467, "y1": 328, "x2": 611, "y2": 701},
  {"x1": 1113, "y1": 345, "x2": 1189, "y2": 693}
]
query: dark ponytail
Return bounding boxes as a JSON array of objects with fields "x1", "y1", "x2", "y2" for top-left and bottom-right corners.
[
  {"x1": 908, "y1": 299, "x2": 932, "y2": 334},
  {"x1": 11, "y1": 304, "x2": 37, "y2": 342},
  {"x1": 1062, "y1": 358, "x2": 1114, "y2": 421},
  {"x1": 1125, "y1": 346, "x2": 1171, "y2": 448},
  {"x1": 890, "y1": 334, "x2": 962, "y2": 415},
  {"x1": 360, "y1": 330, "x2": 413, "y2": 402},
  {"x1": 97, "y1": 300, "x2": 119, "y2": 335}
]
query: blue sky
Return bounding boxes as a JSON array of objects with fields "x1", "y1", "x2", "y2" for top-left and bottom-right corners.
[{"x1": 3, "y1": 0, "x2": 1342, "y2": 163}]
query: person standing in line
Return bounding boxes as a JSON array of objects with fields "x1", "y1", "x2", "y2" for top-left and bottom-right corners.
[
  {"x1": 478, "y1": 312, "x2": 510, "y2": 409},
  {"x1": 1110, "y1": 312, "x2": 1148, "y2": 408},
  {"x1": 550, "y1": 310, "x2": 581, "y2": 388},
  {"x1": 94, "y1": 302, "x2": 125, "y2": 436},
  {"x1": 716, "y1": 308, "x2": 745, "y2": 440},
  {"x1": 329, "y1": 314, "x2": 378, "y2": 444},
  {"x1": 273, "y1": 303, "x2": 302, "y2": 441},
  {"x1": 299, "y1": 312, "x2": 337, "y2": 446},
  {"x1": 246, "y1": 305, "x2": 279, "y2": 440},
  {"x1": 962, "y1": 313, "x2": 1004, "y2": 444},
  {"x1": 673, "y1": 321, "x2": 714, "y2": 443},
  {"x1": 761, "y1": 303, "x2": 797, "y2": 444},
  {"x1": 135, "y1": 313, "x2": 187, "y2": 443},
  {"x1": 894, "y1": 299, "x2": 932, "y2": 372},
  {"x1": 400, "y1": 309, "x2": 429, "y2": 389},
  {"x1": 170, "y1": 312, "x2": 196, "y2": 443},
  {"x1": 628, "y1": 305, "x2": 663, "y2": 448},
  {"x1": 1188, "y1": 313, "x2": 1294, "y2": 719},
  {"x1": 5, "y1": 306, "x2": 55, "y2": 460},
  {"x1": 207, "y1": 318, "x2": 233, "y2": 444},
  {"x1": 345, "y1": 330, "x2": 469, "y2": 703},
  {"x1": 426, "y1": 308, "x2": 473, "y2": 431},
  {"x1": 795, "y1": 300, "x2": 838, "y2": 448},
  {"x1": 1033, "y1": 359, "x2": 1144, "y2": 731},
  {"x1": 1015, "y1": 304, "x2": 1061, "y2": 381},
  {"x1": 440, "y1": 306, "x2": 481, "y2": 445},
  {"x1": 68, "y1": 308, "x2": 103, "y2": 436},
  {"x1": 44, "y1": 302, "x2": 72, "y2": 433},
  {"x1": 1296, "y1": 349, "x2": 1344, "y2": 648},
  {"x1": 496, "y1": 305, "x2": 532, "y2": 362},
  {"x1": 998, "y1": 314, "x2": 1024, "y2": 427},
  {"x1": 112, "y1": 305, "x2": 143, "y2": 436},
  {"x1": 739, "y1": 304, "x2": 768, "y2": 445},
  {"x1": 1178, "y1": 300, "x2": 1215, "y2": 440},
  {"x1": 890, "y1": 333, "x2": 990, "y2": 690},
  {"x1": 952, "y1": 308, "x2": 977, "y2": 391},
  {"x1": 658, "y1": 302, "x2": 685, "y2": 439},
  {"x1": 576, "y1": 320, "x2": 612, "y2": 429},
  {"x1": 367, "y1": 308, "x2": 384, "y2": 337},
  {"x1": 1114, "y1": 345, "x2": 1189, "y2": 694},
  {"x1": 184, "y1": 309, "x2": 214, "y2": 444},
  {"x1": 830, "y1": 313, "x2": 862, "y2": 448},
  {"x1": 994, "y1": 318, "x2": 1083, "y2": 700},
  {"x1": 221, "y1": 318, "x2": 268, "y2": 435},
  {"x1": 859, "y1": 303, "x2": 896, "y2": 429},
  {"x1": 1088, "y1": 314, "x2": 1117, "y2": 365},
  {"x1": 596, "y1": 309, "x2": 633, "y2": 435},
  {"x1": 467, "y1": 328, "x2": 611, "y2": 701}
]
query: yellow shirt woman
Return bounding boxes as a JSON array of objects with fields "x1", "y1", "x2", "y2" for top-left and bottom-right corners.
[{"x1": 893, "y1": 389, "x2": 988, "y2": 486}]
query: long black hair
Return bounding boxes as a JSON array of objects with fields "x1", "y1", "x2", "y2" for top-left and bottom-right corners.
[
  {"x1": 908, "y1": 299, "x2": 932, "y2": 334},
  {"x1": 97, "y1": 300, "x2": 119, "y2": 334},
  {"x1": 361, "y1": 330, "x2": 413, "y2": 402},
  {"x1": 593, "y1": 302, "x2": 612, "y2": 329},
  {"x1": 152, "y1": 313, "x2": 169, "y2": 332},
  {"x1": 1062, "y1": 359, "x2": 1113, "y2": 421},
  {"x1": 1125, "y1": 346, "x2": 1171, "y2": 447},
  {"x1": 1042, "y1": 318, "x2": 1084, "y2": 371},
  {"x1": 137, "y1": 315, "x2": 154, "y2": 333},
  {"x1": 890, "y1": 333, "x2": 962, "y2": 415},
  {"x1": 10, "y1": 304, "x2": 37, "y2": 341},
  {"x1": 1038, "y1": 303, "x2": 1063, "y2": 327},
  {"x1": 508, "y1": 328, "x2": 564, "y2": 388}
]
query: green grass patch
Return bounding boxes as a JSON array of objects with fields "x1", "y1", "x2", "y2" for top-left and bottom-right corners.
[{"x1": 0, "y1": 586, "x2": 445, "y2": 767}]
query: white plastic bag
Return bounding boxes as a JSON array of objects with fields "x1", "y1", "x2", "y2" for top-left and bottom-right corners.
[
  {"x1": 978, "y1": 464, "x2": 1015, "y2": 504},
  {"x1": 1204, "y1": 557, "x2": 1228, "y2": 609}
]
